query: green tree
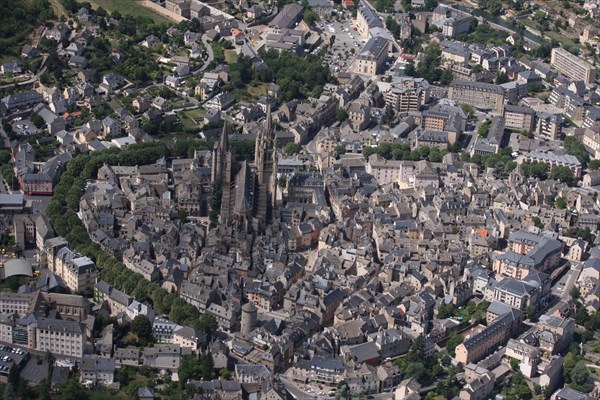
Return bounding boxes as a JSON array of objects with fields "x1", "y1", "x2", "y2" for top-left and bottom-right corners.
[
  {"x1": 334, "y1": 145, "x2": 346, "y2": 157},
  {"x1": 199, "y1": 351, "x2": 215, "y2": 380},
  {"x1": 381, "y1": 104, "x2": 395, "y2": 126},
  {"x1": 31, "y1": 112, "x2": 45, "y2": 129},
  {"x1": 283, "y1": 142, "x2": 301, "y2": 155},
  {"x1": 588, "y1": 159, "x2": 600, "y2": 170},
  {"x1": 131, "y1": 315, "x2": 153, "y2": 342},
  {"x1": 570, "y1": 286, "x2": 581, "y2": 300},
  {"x1": 554, "y1": 197, "x2": 567, "y2": 209},
  {"x1": 439, "y1": 67, "x2": 453, "y2": 85},
  {"x1": 532, "y1": 216, "x2": 544, "y2": 229},
  {"x1": 56, "y1": 379, "x2": 89, "y2": 400},
  {"x1": 303, "y1": 8, "x2": 318, "y2": 26},
  {"x1": 477, "y1": 119, "x2": 491, "y2": 138},
  {"x1": 437, "y1": 303, "x2": 455, "y2": 319},
  {"x1": 570, "y1": 361, "x2": 592, "y2": 393},
  {"x1": 220, "y1": 368, "x2": 231, "y2": 379},
  {"x1": 404, "y1": 362, "x2": 427, "y2": 382},
  {"x1": 521, "y1": 162, "x2": 548, "y2": 180},
  {"x1": 446, "y1": 333, "x2": 463, "y2": 357},
  {"x1": 461, "y1": 104, "x2": 475, "y2": 118},
  {"x1": 336, "y1": 108, "x2": 349, "y2": 122},
  {"x1": 495, "y1": 72, "x2": 510, "y2": 84},
  {"x1": 549, "y1": 166, "x2": 575, "y2": 183},
  {"x1": 525, "y1": 305, "x2": 537, "y2": 321},
  {"x1": 563, "y1": 227, "x2": 596, "y2": 243},
  {"x1": 278, "y1": 176, "x2": 286, "y2": 188},
  {"x1": 407, "y1": 335, "x2": 426, "y2": 363},
  {"x1": 4, "y1": 384, "x2": 16, "y2": 400},
  {"x1": 198, "y1": 313, "x2": 219, "y2": 334}
]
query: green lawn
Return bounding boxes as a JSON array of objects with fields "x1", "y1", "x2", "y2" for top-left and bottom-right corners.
[
  {"x1": 247, "y1": 83, "x2": 269, "y2": 98},
  {"x1": 87, "y1": 389, "x2": 127, "y2": 400},
  {"x1": 224, "y1": 49, "x2": 239, "y2": 64},
  {"x1": 87, "y1": 0, "x2": 173, "y2": 24},
  {"x1": 177, "y1": 109, "x2": 206, "y2": 130}
]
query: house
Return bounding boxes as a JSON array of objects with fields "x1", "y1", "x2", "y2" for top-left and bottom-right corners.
[
  {"x1": 102, "y1": 117, "x2": 121, "y2": 138},
  {"x1": 80, "y1": 356, "x2": 115, "y2": 387},
  {"x1": 165, "y1": 76, "x2": 183, "y2": 88},
  {"x1": 32, "y1": 104, "x2": 66, "y2": 134},
  {"x1": 1, "y1": 61, "x2": 23, "y2": 75},
  {"x1": 21, "y1": 45, "x2": 40, "y2": 59},
  {"x1": 206, "y1": 91, "x2": 235, "y2": 111}
]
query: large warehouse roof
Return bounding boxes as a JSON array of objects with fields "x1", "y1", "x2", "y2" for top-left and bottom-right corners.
[{"x1": 3, "y1": 259, "x2": 33, "y2": 279}]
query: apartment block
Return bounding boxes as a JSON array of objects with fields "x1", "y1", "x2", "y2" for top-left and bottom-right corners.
[
  {"x1": 356, "y1": 7, "x2": 384, "y2": 39},
  {"x1": 54, "y1": 247, "x2": 99, "y2": 294},
  {"x1": 35, "y1": 317, "x2": 85, "y2": 358},
  {"x1": 448, "y1": 81, "x2": 504, "y2": 115},
  {"x1": 455, "y1": 308, "x2": 523, "y2": 364},
  {"x1": 365, "y1": 154, "x2": 413, "y2": 185},
  {"x1": 504, "y1": 105, "x2": 535, "y2": 132},
  {"x1": 384, "y1": 77, "x2": 430, "y2": 113},
  {"x1": 550, "y1": 47, "x2": 596, "y2": 84},
  {"x1": 517, "y1": 150, "x2": 582, "y2": 178}
]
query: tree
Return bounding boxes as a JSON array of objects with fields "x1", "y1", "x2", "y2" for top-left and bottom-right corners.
[
  {"x1": 198, "y1": 313, "x2": 219, "y2": 334},
  {"x1": 199, "y1": 351, "x2": 215, "y2": 380},
  {"x1": 460, "y1": 104, "x2": 475, "y2": 118},
  {"x1": 588, "y1": 159, "x2": 600, "y2": 170},
  {"x1": 404, "y1": 361, "x2": 427, "y2": 382},
  {"x1": 178, "y1": 209, "x2": 188, "y2": 224},
  {"x1": 407, "y1": 335, "x2": 426, "y2": 363},
  {"x1": 437, "y1": 303, "x2": 455, "y2": 319},
  {"x1": 381, "y1": 104, "x2": 395, "y2": 126},
  {"x1": 532, "y1": 216, "x2": 544, "y2": 229},
  {"x1": 56, "y1": 379, "x2": 89, "y2": 400},
  {"x1": 439, "y1": 67, "x2": 453, "y2": 85},
  {"x1": 4, "y1": 384, "x2": 16, "y2": 400},
  {"x1": 303, "y1": 8, "x2": 318, "y2": 26},
  {"x1": 31, "y1": 112, "x2": 45, "y2": 129},
  {"x1": 220, "y1": 368, "x2": 231, "y2": 379},
  {"x1": 549, "y1": 166, "x2": 575, "y2": 183},
  {"x1": 554, "y1": 197, "x2": 567, "y2": 209},
  {"x1": 563, "y1": 227, "x2": 596, "y2": 243},
  {"x1": 477, "y1": 119, "x2": 491, "y2": 138},
  {"x1": 131, "y1": 315, "x2": 153, "y2": 342},
  {"x1": 8, "y1": 364, "x2": 20, "y2": 389},
  {"x1": 336, "y1": 108, "x2": 349, "y2": 122},
  {"x1": 278, "y1": 176, "x2": 286, "y2": 188},
  {"x1": 495, "y1": 72, "x2": 510, "y2": 84},
  {"x1": 525, "y1": 305, "x2": 537, "y2": 321},
  {"x1": 334, "y1": 145, "x2": 346, "y2": 157},
  {"x1": 283, "y1": 142, "x2": 301, "y2": 155},
  {"x1": 570, "y1": 286, "x2": 581, "y2": 300},
  {"x1": 446, "y1": 333, "x2": 463, "y2": 357},
  {"x1": 570, "y1": 361, "x2": 592, "y2": 393},
  {"x1": 521, "y1": 162, "x2": 548, "y2": 180}
]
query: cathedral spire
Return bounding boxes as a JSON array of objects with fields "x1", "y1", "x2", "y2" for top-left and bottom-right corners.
[
  {"x1": 265, "y1": 103, "x2": 272, "y2": 137},
  {"x1": 220, "y1": 120, "x2": 229, "y2": 151}
]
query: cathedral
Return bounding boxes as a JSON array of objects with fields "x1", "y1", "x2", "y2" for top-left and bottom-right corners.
[{"x1": 211, "y1": 105, "x2": 278, "y2": 235}]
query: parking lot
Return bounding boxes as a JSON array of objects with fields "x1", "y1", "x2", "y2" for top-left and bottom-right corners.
[
  {"x1": 0, "y1": 344, "x2": 28, "y2": 376},
  {"x1": 10, "y1": 118, "x2": 41, "y2": 136},
  {"x1": 318, "y1": 17, "x2": 367, "y2": 74}
]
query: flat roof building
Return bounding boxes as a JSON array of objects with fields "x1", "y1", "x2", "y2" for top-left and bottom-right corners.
[{"x1": 551, "y1": 47, "x2": 596, "y2": 84}]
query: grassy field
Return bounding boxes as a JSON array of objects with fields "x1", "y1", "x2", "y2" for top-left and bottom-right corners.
[
  {"x1": 177, "y1": 109, "x2": 206, "y2": 129},
  {"x1": 247, "y1": 83, "x2": 268, "y2": 98},
  {"x1": 87, "y1": 0, "x2": 173, "y2": 24},
  {"x1": 224, "y1": 49, "x2": 239, "y2": 64}
]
